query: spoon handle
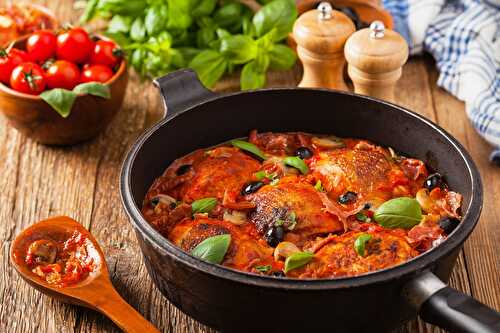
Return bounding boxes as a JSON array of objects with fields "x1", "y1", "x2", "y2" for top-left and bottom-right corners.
[{"x1": 95, "y1": 288, "x2": 160, "y2": 333}]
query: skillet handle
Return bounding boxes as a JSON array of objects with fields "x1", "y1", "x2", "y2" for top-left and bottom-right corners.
[
  {"x1": 153, "y1": 69, "x2": 215, "y2": 120},
  {"x1": 404, "y1": 271, "x2": 500, "y2": 333}
]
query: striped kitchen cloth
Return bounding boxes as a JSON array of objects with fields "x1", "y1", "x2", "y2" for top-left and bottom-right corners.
[{"x1": 382, "y1": 0, "x2": 500, "y2": 165}]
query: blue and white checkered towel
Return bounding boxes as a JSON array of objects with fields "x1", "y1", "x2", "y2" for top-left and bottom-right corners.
[{"x1": 383, "y1": 0, "x2": 500, "y2": 165}]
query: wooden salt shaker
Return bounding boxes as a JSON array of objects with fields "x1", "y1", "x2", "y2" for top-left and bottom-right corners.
[
  {"x1": 293, "y1": 2, "x2": 356, "y2": 90},
  {"x1": 345, "y1": 20, "x2": 408, "y2": 102}
]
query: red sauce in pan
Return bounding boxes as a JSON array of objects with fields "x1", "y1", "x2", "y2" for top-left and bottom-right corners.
[{"x1": 142, "y1": 131, "x2": 462, "y2": 279}]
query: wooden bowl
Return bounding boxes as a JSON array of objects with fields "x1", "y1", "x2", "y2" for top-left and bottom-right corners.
[{"x1": 0, "y1": 35, "x2": 128, "y2": 145}]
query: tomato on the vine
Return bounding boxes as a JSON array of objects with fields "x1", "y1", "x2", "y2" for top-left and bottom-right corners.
[
  {"x1": 0, "y1": 48, "x2": 29, "y2": 84},
  {"x1": 56, "y1": 27, "x2": 94, "y2": 64},
  {"x1": 90, "y1": 40, "x2": 123, "y2": 68},
  {"x1": 45, "y1": 60, "x2": 80, "y2": 90},
  {"x1": 10, "y1": 62, "x2": 46, "y2": 95},
  {"x1": 27, "y1": 30, "x2": 57, "y2": 62},
  {"x1": 80, "y1": 65, "x2": 113, "y2": 84}
]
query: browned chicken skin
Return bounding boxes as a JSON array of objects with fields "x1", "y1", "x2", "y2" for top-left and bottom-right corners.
[{"x1": 246, "y1": 176, "x2": 343, "y2": 245}]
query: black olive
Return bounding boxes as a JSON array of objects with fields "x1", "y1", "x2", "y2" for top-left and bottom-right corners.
[
  {"x1": 176, "y1": 164, "x2": 191, "y2": 176},
  {"x1": 425, "y1": 173, "x2": 443, "y2": 190},
  {"x1": 271, "y1": 271, "x2": 285, "y2": 277},
  {"x1": 264, "y1": 226, "x2": 284, "y2": 247},
  {"x1": 363, "y1": 203, "x2": 371, "y2": 210},
  {"x1": 338, "y1": 191, "x2": 357, "y2": 204},
  {"x1": 241, "y1": 181, "x2": 264, "y2": 195},
  {"x1": 490, "y1": 151, "x2": 500, "y2": 167},
  {"x1": 151, "y1": 197, "x2": 160, "y2": 207},
  {"x1": 295, "y1": 147, "x2": 313, "y2": 160},
  {"x1": 439, "y1": 217, "x2": 460, "y2": 235}
]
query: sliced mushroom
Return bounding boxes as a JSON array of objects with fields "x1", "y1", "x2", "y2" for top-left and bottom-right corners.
[
  {"x1": 416, "y1": 188, "x2": 433, "y2": 213},
  {"x1": 223, "y1": 210, "x2": 247, "y2": 225},
  {"x1": 273, "y1": 241, "x2": 301, "y2": 261},
  {"x1": 312, "y1": 136, "x2": 346, "y2": 149},
  {"x1": 27, "y1": 239, "x2": 58, "y2": 265}
]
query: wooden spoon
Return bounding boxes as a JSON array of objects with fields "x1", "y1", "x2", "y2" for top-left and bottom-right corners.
[{"x1": 10, "y1": 216, "x2": 159, "y2": 333}]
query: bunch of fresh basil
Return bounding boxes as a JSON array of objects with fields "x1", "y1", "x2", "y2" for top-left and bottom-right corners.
[{"x1": 81, "y1": 0, "x2": 297, "y2": 89}]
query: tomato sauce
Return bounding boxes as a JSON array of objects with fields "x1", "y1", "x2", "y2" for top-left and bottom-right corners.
[{"x1": 17, "y1": 230, "x2": 96, "y2": 287}]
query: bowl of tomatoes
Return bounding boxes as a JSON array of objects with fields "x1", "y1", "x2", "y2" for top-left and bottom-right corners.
[{"x1": 0, "y1": 27, "x2": 128, "y2": 145}]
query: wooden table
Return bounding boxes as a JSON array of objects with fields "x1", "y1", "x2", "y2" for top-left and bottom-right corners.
[{"x1": 0, "y1": 1, "x2": 498, "y2": 332}]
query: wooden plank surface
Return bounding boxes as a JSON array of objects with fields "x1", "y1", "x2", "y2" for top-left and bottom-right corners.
[{"x1": 0, "y1": 1, "x2": 498, "y2": 333}]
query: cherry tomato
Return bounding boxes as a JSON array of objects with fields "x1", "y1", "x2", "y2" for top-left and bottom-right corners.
[
  {"x1": 27, "y1": 30, "x2": 57, "y2": 62},
  {"x1": 0, "y1": 48, "x2": 28, "y2": 84},
  {"x1": 10, "y1": 62, "x2": 46, "y2": 95},
  {"x1": 45, "y1": 60, "x2": 80, "y2": 90},
  {"x1": 80, "y1": 65, "x2": 113, "y2": 83},
  {"x1": 56, "y1": 27, "x2": 94, "y2": 64},
  {"x1": 90, "y1": 40, "x2": 123, "y2": 68}
]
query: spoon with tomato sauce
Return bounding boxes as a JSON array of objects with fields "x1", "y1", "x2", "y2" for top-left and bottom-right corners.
[{"x1": 10, "y1": 216, "x2": 159, "y2": 333}]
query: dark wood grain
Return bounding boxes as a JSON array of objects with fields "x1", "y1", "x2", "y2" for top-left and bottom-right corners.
[{"x1": 0, "y1": 1, "x2": 497, "y2": 333}]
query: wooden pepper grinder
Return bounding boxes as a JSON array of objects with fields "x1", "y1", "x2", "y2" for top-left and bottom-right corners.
[
  {"x1": 344, "y1": 20, "x2": 409, "y2": 102},
  {"x1": 293, "y1": 2, "x2": 356, "y2": 90}
]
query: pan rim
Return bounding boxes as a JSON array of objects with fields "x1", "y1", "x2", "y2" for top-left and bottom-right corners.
[{"x1": 120, "y1": 87, "x2": 483, "y2": 290}]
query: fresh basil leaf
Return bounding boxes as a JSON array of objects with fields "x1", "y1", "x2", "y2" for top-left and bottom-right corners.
[
  {"x1": 242, "y1": 14, "x2": 255, "y2": 37},
  {"x1": 192, "y1": 0, "x2": 217, "y2": 17},
  {"x1": 145, "y1": 4, "x2": 168, "y2": 36},
  {"x1": 284, "y1": 251, "x2": 313, "y2": 273},
  {"x1": 192, "y1": 197, "x2": 218, "y2": 214},
  {"x1": 220, "y1": 35, "x2": 257, "y2": 64},
  {"x1": 79, "y1": 0, "x2": 99, "y2": 23},
  {"x1": 189, "y1": 50, "x2": 228, "y2": 88},
  {"x1": 254, "y1": 171, "x2": 266, "y2": 180},
  {"x1": 73, "y1": 82, "x2": 111, "y2": 99},
  {"x1": 355, "y1": 212, "x2": 369, "y2": 222},
  {"x1": 253, "y1": 49, "x2": 270, "y2": 73},
  {"x1": 107, "y1": 15, "x2": 133, "y2": 34},
  {"x1": 252, "y1": 0, "x2": 297, "y2": 41},
  {"x1": 196, "y1": 26, "x2": 217, "y2": 48},
  {"x1": 130, "y1": 17, "x2": 146, "y2": 42},
  {"x1": 213, "y1": 2, "x2": 243, "y2": 28},
  {"x1": 255, "y1": 265, "x2": 271, "y2": 272},
  {"x1": 178, "y1": 47, "x2": 201, "y2": 64},
  {"x1": 166, "y1": 0, "x2": 192, "y2": 30},
  {"x1": 216, "y1": 28, "x2": 231, "y2": 39},
  {"x1": 240, "y1": 61, "x2": 266, "y2": 90},
  {"x1": 231, "y1": 140, "x2": 267, "y2": 160},
  {"x1": 283, "y1": 156, "x2": 309, "y2": 174},
  {"x1": 374, "y1": 197, "x2": 422, "y2": 229},
  {"x1": 170, "y1": 49, "x2": 185, "y2": 68},
  {"x1": 354, "y1": 233, "x2": 372, "y2": 257},
  {"x1": 40, "y1": 89, "x2": 77, "y2": 118},
  {"x1": 97, "y1": 0, "x2": 147, "y2": 15},
  {"x1": 130, "y1": 48, "x2": 146, "y2": 73},
  {"x1": 314, "y1": 180, "x2": 324, "y2": 192},
  {"x1": 269, "y1": 44, "x2": 296, "y2": 70},
  {"x1": 191, "y1": 234, "x2": 231, "y2": 264}
]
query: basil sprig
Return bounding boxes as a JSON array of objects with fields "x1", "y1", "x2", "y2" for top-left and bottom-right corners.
[
  {"x1": 191, "y1": 234, "x2": 231, "y2": 264},
  {"x1": 374, "y1": 197, "x2": 422, "y2": 229},
  {"x1": 255, "y1": 265, "x2": 271, "y2": 272},
  {"x1": 284, "y1": 251, "x2": 314, "y2": 273},
  {"x1": 191, "y1": 197, "x2": 218, "y2": 214},
  {"x1": 40, "y1": 82, "x2": 111, "y2": 118},
  {"x1": 354, "y1": 233, "x2": 372, "y2": 257},
  {"x1": 80, "y1": 0, "x2": 297, "y2": 90},
  {"x1": 231, "y1": 140, "x2": 267, "y2": 160},
  {"x1": 283, "y1": 156, "x2": 309, "y2": 174}
]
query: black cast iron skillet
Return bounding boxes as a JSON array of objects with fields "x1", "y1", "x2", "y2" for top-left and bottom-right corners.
[{"x1": 120, "y1": 69, "x2": 500, "y2": 333}]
